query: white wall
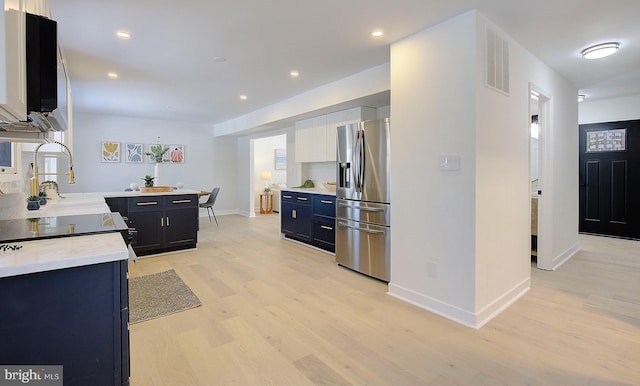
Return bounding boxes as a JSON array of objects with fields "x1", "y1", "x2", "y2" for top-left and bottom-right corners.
[
  {"x1": 67, "y1": 112, "x2": 238, "y2": 216},
  {"x1": 388, "y1": 11, "x2": 579, "y2": 328},
  {"x1": 389, "y1": 12, "x2": 479, "y2": 324},
  {"x1": 69, "y1": 113, "x2": 214, "y2": 193},
  {"x1": 253, "y1": 134, "x2": 286, "y2": 209},
  {"x1": 579, "y1": 94, "x2": 640, "y2": 124}
]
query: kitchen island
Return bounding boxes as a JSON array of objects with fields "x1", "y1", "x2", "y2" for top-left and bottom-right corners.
[
  {"x1": 0, "y1": 193, "x2": 131, "y2": 385},
  {"x1": 104, "y1": 189, "x2": 200, "y2": 256}
]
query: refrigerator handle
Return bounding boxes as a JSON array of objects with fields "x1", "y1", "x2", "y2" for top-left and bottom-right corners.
[
  {"x1": 338, "y1": 221, "x2": 385, "y2": 234},
  {"x1": 354, "y1": 129, "x2": 365, "y2": 193}
]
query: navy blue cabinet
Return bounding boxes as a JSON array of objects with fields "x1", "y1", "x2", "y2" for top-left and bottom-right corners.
[
  {"x1": 281, "y1": 191, "x2": 335, "y2": 252},
  {"x1": 0, "y1": 260, "x2": 130, "y2": 385},
  {"x1": 107, "y1": 194, "x2": 198, "y2": 256},
  {"x1": 280, "y1": 191, "x2": 312, "y2": 242},
  {"x1": 312, "y1": 194, "x2": 336, "y2": 252}
]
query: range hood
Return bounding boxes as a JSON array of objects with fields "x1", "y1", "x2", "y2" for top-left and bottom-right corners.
[{"x1": 0, "y1": 12, "x2": 68, "y2": 143}]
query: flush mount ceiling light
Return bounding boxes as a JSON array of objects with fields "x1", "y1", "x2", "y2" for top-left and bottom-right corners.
[
  {"x1": 578, "y1": 94, "x2": 586, "y2": 102},
  {"x1": 116, "y1": 30, "x2": 131, "y2": 40},
  {"x1": 107, "y1": 72, "x2": 118, "y2": 79},
  {"x1": 581, "y1": 42, "x2": 619, "y2": 59},
  {"x1": 289, "y1": 70, "x2": 300, "y2": 78},
  {"x1": 371, "y1": 30, "x2": 383, "y2": 38},
  {"x1": 240, "y1": 95, "x2": 248, "y2": 101}
]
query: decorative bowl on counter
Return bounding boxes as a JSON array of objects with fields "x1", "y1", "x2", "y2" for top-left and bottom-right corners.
[{"x1": 322, "y1": 182, "x2": 336, "y2": 191}]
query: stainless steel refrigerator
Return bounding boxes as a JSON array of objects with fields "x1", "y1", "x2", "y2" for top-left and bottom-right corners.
[{"x1": 336, "y1": 118, "x2": 390, "y2": 282}]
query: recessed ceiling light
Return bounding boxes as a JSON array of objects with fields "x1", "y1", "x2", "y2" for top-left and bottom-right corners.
[
  {"x1": 578, "y1": 94, "x2": 586, "y2": 102},
  {"x1": 240, "y1": 95, "x2": 248, "y2": 100},
  {"x1": 371, "y1": 30, "x2": 384, "y2": 38},
  {"x1": 116, "y1": 30, "x2": 131, "y2": 40},
  {"x1": 290, "y1": 70, "x2": 299, "y2": 78},
  {"x1": 107, "y1": 72, "x2": 118, "y2": 79},
  {"x1": 213, "y1": 57, "x2": 227, "y2": 62},
  {"x1": 581, "y1": 42, "x2": 619, "y2": 59}
]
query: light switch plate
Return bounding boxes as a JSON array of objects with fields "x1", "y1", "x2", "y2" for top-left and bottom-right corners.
[{"x1": 439, "y1": 155, "x2": 460, "y2": 171}]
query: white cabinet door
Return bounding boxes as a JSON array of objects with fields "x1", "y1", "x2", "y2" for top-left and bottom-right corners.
[
  {"x1": 325, "y1": 111, "x2": 344, "y2": 162},
  {"x1": 295, "y1": 107, "x2": 378, "y2": 163},
  {"x1": 295, "y1": 118, "x2": 314, "y2": 162},
  {"x1": 0, "y1": 5, "x2": 27, "y2": 122},
  {"x1": 24, "y1": 0, "x2": 50, "y2": 16},
  {"x1": 310, "y1": 115, "x2": 326, "y2": 162}
]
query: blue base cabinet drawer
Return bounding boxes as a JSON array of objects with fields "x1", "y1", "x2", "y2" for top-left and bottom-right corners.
[
  {"x1": 313, "y1": 216, "x2": 335, "y2": 252},
  {"x1": 281, "y1": 191, "x2": 336, "y2": 253}
]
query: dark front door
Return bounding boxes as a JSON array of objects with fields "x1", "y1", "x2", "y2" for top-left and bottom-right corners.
[{"x1": 579, "y1": 119, "x2": 640, "y2": 239}]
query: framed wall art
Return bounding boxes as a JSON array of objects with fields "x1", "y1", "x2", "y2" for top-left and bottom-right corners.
[
  {"x1": 125, "y1": 143, "x2": 144, "y2": 163},
  {"x1": 101, "y1": 142, "x2": 120, "y2": 163},
  {"x1": 147, "y1": 143, "x2": 170, "y2": 163},
  {"x1": 168, "y1": 145, "x2": 185, "y2": 164},
  {"x1": 274, "y1": 149, "x2": 286, "y2": 170}
]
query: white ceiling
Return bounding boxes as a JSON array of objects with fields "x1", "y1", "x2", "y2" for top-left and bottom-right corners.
[{"x1": 48, "y1": 0, "x2": 640, "y2": 130}]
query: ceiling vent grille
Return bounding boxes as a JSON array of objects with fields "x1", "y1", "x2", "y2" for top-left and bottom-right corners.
[{"x1": 485, "y1": 26, "x2": 510, "y2": 95}]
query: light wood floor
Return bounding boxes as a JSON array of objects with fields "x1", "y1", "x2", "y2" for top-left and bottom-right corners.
[{"x1": 128, "y1": 214, "x2": 640, "y2": 385}]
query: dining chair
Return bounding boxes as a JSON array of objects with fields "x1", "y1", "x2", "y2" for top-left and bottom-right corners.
[{"x1": 199, "y1": 187, "x2": 220, "y2": 225}]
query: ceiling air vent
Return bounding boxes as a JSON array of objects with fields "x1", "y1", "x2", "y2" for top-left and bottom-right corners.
[{"x1": 485, "y1": 26, "x2": 509, "y2": 95}]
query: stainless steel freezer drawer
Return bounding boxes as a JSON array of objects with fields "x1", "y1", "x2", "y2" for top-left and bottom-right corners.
[
  {"x1": 336, "y1": 219, "x2": 390, "y2": 282},
  {"x1": 336, "y1": 199, "x2": 390, "y2": 227}
]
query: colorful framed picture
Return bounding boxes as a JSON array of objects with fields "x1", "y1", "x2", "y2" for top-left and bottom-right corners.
[
  {"x1": 101, "y1": 142, "x2": 120, "y2": 163},
  {"x1": 125, "y1": 143, "x2": 144, "y2": 163},
  {"x1": 274, "y1": 149, "x2": 286, "y2": 170},
  {"x1": 168, "y1": 145, "x2": 185, "y2": 164},
  {"x1": 147, "y1": 144, "x2": 170, "y2": 163}
]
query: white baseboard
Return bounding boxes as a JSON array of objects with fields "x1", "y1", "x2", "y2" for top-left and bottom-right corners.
[{"x1": 388, "y1": 277, "x2": 530, "y2": 329}]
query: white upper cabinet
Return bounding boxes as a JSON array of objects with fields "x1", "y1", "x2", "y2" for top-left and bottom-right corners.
[
  {"x1": 294, "y1": 117, "x2": 313, "y2": 162},
  {"x1": 1, "y1": 0, "x2": 27, "y2": 122},
  {"x1": 0, "y1": 0, "x2": 52, "y2": 123},
  {"x1": 295, "y1": 107, "x2": 377, "y2": 163},
  {"x1": 24, "y1": 0, "x2": 50, "y2": 17}
]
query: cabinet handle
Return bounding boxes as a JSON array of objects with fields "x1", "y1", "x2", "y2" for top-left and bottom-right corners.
[
  {"x1": 172, "y1": 199, "x2": 191, "y2": 204},
  {"x1": 321, "y1": 225, "x2": 333, "y2": 231},
  {"x1": 166, "y1": 217, "x2": 170, "y2": 226},
  {"x1": 292, "y1": 209, "x2": 297, "y2": 219},
  {"x1": 137, "y1": 201, "x2": 158, "y2": 206},
  {"x1": 321, "y1": 200, "x2": 333, "y2": 204},
  {"x1": 161, "y1": 217, "x2": 164, "y2": 227},
  {"x1": 297, "y1": 197, "x2": 308, "y2": 201},
  {"x1": 283, "y1": 195, "x2": 293, "y2": 199}
]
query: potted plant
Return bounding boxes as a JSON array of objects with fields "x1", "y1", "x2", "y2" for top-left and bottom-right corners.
[
  {"x1": 40, "y1": 180, "x2": 59, "y2": 200},
  {"x1": 142, "y1": 175, "x2": 156, "y2": 187},
  {"x1": 27, "y1": 195, "x2": 41, "y2": 210},
  {"x1": 38, "y1": 191, "x2": 47, "y2": 205}
]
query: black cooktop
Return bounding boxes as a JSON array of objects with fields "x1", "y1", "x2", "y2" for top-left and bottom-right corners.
[{"x1": 0, "y1": 212, "x2": 128, "y2": 244}]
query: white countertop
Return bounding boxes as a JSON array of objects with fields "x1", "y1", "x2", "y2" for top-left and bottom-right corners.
[
  {"x1": 102, "y1": 188, "x2": 201, "y2": 198},
  {"x1": 0, "y1": 189, "x2": 202, "y2": 220},
  {"x1": 281, "y1": 187, "x2": 336, "y2": 196},
  {"x1": 0, "y1": 232, "x2": 128, "y2": 278},
  {"x1": 0, "y1": 192, "x2": 136, "y2": 279}
]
